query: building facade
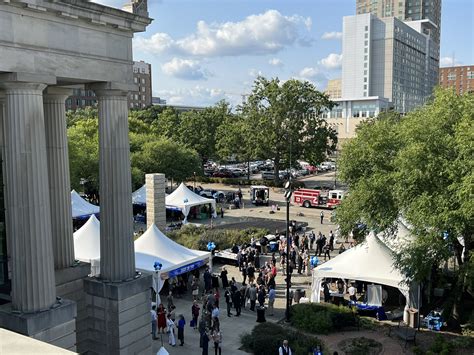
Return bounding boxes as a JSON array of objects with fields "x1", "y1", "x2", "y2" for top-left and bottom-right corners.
[
  {"x1": 325, "y1": 79, "x2": 342, "y2": 99},
  {"x1": 65, "y1": 88, "x2": 97, "y2": 110},
  {"x1": 129, "y1": 60, "x2": 152, "y2": 109},
  {"x1": 439, "y1": 66, "x2": 474, "y2": 94},
  {"x1": 342, "y1": 13, "x2": 437, "y2": 113}
]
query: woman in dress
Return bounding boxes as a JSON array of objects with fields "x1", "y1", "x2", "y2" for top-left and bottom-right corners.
[
  {"x1": 166, "y1": 313, "x2": 176, "y2": 346},
  {"x1": 157, "y1": 303, "x2": 167, "y2": 334},
  {"x1": 220, "y1": 267, "x2": 229, "y2": 288}
]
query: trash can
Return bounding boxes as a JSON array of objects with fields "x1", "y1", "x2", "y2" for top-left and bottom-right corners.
[
  {"x1": 408, "y1": 308, "x2": 419, "y2": 328},
  {"x1": 256, "y1": 306, "x2": 266, "y2": 323},
  {"x1": 269, "y1": 241, "x2": 279, "y2": 253},
  {"x1": 294, "y1": 289, "x2": 302, "y2": 304}
]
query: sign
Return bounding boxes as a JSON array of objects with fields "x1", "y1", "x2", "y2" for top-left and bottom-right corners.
[{"x1": 167, "y1": 260, "x2": 206, "y2": 278}]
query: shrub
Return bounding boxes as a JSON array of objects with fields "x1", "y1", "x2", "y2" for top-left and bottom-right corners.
[
  {"x1": 291, "y1": 303, "x2": 358, "y2": 334},
  {"x1": 168, "y1": 224, "x2": 269, "y2": 251},
  {"x1": 240, "y1": 322, "x2": 324, "y2": 355},
  {"x1": 339, "y1": 337, "x2": 382, "y2": 355}
]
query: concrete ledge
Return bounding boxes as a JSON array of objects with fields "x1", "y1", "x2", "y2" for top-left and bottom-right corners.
[
  {"x1": 84, "y1": 274, "x2": 152, "y2": 301},
  {"x1": 55, "y1": 262, "x2": 91, "y2": 286},
  {"x1": 0, "y1": 299, "x2": 77, "y2": 335}
]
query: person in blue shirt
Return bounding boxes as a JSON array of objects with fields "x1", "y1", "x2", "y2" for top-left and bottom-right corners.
[{"x1": 177, "y1": 314, "x2": 185, "y2": 346}]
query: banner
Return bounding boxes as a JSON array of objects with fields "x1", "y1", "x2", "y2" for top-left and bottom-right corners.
[{"x1": 167, "y1": 259, "x2": 206, "y2": 278}]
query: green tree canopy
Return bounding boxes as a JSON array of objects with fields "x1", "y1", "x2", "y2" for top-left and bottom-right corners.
[
  {"x1": 240, "y1": 76, "x2": 337, "y2": 180},
  {"x1": 336, "y1": 89, "x2": 473, "y2": 328}
]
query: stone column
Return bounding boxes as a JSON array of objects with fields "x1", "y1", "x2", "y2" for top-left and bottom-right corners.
[
  {"x1": 146, "y1": 173, "x2": 166, "y2": 230},
  {"x1": 1, "y1": 82, "x2": 56, "y2": 313},
  {"x1": 43, "y1": 87, "x2": 75, "y2": 269},
  {"x1": 96, "y1": 89, "x2": 135, "y2": 282}
]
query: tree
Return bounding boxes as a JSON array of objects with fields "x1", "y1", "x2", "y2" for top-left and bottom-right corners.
[
  {"x1": 177, "y1": 100, "x2": 231, "y2": 164},
  {"x1": 240, "y1": 77, "x2": 337, "y2": 181},
  {"x1": 131, "y1": 138, "x2": 202, "y2": 185},
  {"x1": 336, "y1": 89, "x2": 473, "y2": 329}
]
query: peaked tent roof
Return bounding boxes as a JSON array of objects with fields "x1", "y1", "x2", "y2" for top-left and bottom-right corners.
[
  {"x1": 73, "y1": 214, "x2": 100, "y2": 262},
  {"x1": 134, "y1": 223, "x2": 211, "y2": 273},
  {"x1": 132, "y1": 185, "x2": 172, "y2": 208},
  {"x1": 313, "y1": 232, "x2": 406, "y2": 290},
  {"x1": 71, "y1": 190, "x2": 100, "y2": 219},
  {"x1": 165, "y1": 183, "x2": 216, "y2": 220}
]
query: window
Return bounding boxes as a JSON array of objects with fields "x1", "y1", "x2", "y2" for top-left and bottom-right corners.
[
  {"x1": 141, "y1": 78, "x2": 145, "y2": 84},
  {"x1": 141, "y1": 95, "x2": 145, "y2": 101},
  {"x1": 364, "y1": 77, "x2": 367, "y2": 82},
  {"x1": 364, "y1": 55, "x2": 368, "y2": 60},
  {"x1": 134, "y1": 77, "x2": 138, "y2": 84},
  {"x1": 365, "y1": 33, "x2": 368, "y2": 39},
  {"x1": 134, "y1": 94, "x2": 138, "y2": 100},
  {"x1": 141, "y1": 87, "x2": 146, "y2": 92},
  {"x1": 364, "y1": 48, "x2": 368, "y2": 53},
  {"x1": 365, "y1": 26, "x2": 368, "y2": 31},
  {"x1": 364, "y1": 63, "x2": 368, "y2": 68},
  {"x1": 353, "y1": 111, "x2": 360, "y2": 118},
  {"x1": 467, "y1": 71, "x2": 474, "y2": 79},
  {"x1": 447, "y1": 73, "x2": 456, "y2": 80},
  {"x1": 364, "y1": 70, "x2": 367, "y2": 75},
  {"x1": 365, "y1": 40, "x2": 368, "y2": 46},
  {"x1": 364, "y1": 84, "x2": 367, "y2": 89}
]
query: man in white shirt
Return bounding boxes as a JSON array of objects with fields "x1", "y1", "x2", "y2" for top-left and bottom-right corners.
[
  {"x1": 279, "y1": 339, "x2": 292, "y2": 355},
  {"x1": 348, "y1": 284, "x2": 357, "y2": 301}
]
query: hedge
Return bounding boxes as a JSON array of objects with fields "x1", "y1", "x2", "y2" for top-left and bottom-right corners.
[
  {"x1": 291, "y1": 303, "x2": 358, "y2": 334},
  {"x1": 240, "y1": 322, "x2": 324, "y2": 355},
  {"x1": 167, "y1": 224, "x2": 269, "y2": 251}
]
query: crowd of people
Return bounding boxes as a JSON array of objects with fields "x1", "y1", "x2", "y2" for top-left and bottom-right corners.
[{"x1": 149, "y1": 225, "x2": 349, "y2": 354}]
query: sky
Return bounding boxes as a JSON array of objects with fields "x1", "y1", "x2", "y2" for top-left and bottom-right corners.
[{"x1": 93, "y1": 0, "x2": 474, "y2": 107}]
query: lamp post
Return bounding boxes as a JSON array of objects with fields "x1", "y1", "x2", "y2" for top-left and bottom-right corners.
[
  {"x1": 330, "y1": 122, "x2": 342, "y2": 189},
  {"x1": 193, "y1": 171, "x2": 196, "y2": 191},
  {"x1": 284, "y1": 180, "x2": 293, "y2": 322}
]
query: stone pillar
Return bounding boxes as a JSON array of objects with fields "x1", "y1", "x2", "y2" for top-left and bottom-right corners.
[
  {"x1": 84, "y1": 84, "x2": 152, "y2": 354},
  {"x1": 146, "y1": 173, "x2": 166, "y2": 230},
  {"x1": 43, "y1": 87, "x2": 75, "y2": 269},
  {"x1": 0, "y1": 81, "x2": 77, "y2": 351},
  {"x1": 95, "y1": 88, "x2": 135, "y2": 282},
  {"x1": 1, "y1": 82, "x2": 56, "y2": 312}
]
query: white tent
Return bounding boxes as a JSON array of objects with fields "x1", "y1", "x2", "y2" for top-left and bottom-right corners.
[
  {"x1": 73, "y1": 215, "x2": 100, "y2": 276},
  {"x1": 132, "y1": 185, "x2": 175, "y2": 209},
  {"x1": 135, "y1": 224, "x2": 212, "y2": 303},
  {"x1": 165, "y1": 183, "x2": 217, "y2": 222},
  {"x1": 311, "y1": 232, "x2": 415, "y2": 306},
  {"x1": 71, "y1": 190, "x2": 100, "y2": 219},
  {"x1": 132, "y1": 185, "x2": 147, "y2": 206}
]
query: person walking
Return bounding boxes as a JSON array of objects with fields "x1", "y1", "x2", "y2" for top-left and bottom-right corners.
[
  {"x1": 177, "y1": 314, "x2": 185, "y2": 346},
  {"x1": 279, "y1": 339, "x2": 292, "y2": 355},
  {"x1": 220, "y1": 267, "x2": 229, "y2": 288},
  {"x1": 248, "y1": 284, "x2": 257, "y2": 311},
  {"x1": 329, "y1": 230, "x2": 335, "y2": 251},
  {"x1": 191, "y1": 301, "x2": 200, "y2": 330},
  {"x1": 257, "y1": 286, "x2": 266, "y2": 307},
  {"x1": 233, "y1": 287, "x2": 242, "y2": 316},
  {"x1": 166, "y1": 313, "x2": 176, "y2": 347},
  {"x1": 212, "y1": 326, "x2": 222, "y2": 355},
  {"x1": 201, "y1": 328, "x2": 210, "y2": 355},
  {"x1": 151, "y1": 305, "x2": 158, "y2": 340},
  {"x1": 241, "y1": 262, "x2": 247, "y2": 285},
  {"x1": 204, "y1": 268, "x2": 212, "y2": 293},
  {"x1": 192, "y1": 277, "x2": 200, "y2": 301},
  {"x1": 320, "y1": 210, "x2": 324, "y2": 224},
  {"x1": 323, "y1": 242, "x2": 331, "y2": 261},
  {"x1": 157, "y1": 304, "x2": 167, "y2": 334},
  {"x1": 224, "y1": 288, "x2": 232, "y2": 317},
  {"x1": 268, "y1": 285, "x2": 276, "y2": 316},
  {"x1": 167, "y1": 291, "x2": 174, "y2": 312}
]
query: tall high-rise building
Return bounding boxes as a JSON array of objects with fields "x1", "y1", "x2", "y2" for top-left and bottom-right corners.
[
  {"x1": 325, "y1": 79, "x2": 342, "y2": 99},
  {"x1": 356, "y1": 0, "x2": 441, "y2": 62}
]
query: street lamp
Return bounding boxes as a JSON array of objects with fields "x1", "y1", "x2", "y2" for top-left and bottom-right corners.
[
  {"x1": 284, "y1": 180, "x2": 293, "y2": 322},
  {"x1": 193, "y1": 171, "x2": 196, "y2": 191},
  {"x1": 329, "y1": 122, "x2": 342, "y2": 189}
]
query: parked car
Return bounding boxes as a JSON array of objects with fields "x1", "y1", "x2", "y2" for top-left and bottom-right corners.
[
  {"x1": 212, "y1": 169, "x2": 235, "y2": 178},
  {"x1": 213, "y1": 191, "x2": 226, "y2": 202},
  {"x1": 200, "y1": 189, "x2": 217, "y2": 198}
]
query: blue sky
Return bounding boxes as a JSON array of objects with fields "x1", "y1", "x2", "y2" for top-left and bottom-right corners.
[{"x1": 95, "y1": 0, "x2": 474, "y2": 106}]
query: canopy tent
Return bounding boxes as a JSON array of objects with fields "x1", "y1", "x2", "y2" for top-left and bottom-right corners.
[
  {"x1": 71, "y1": 190, "x2": 100, "y2": 219},
  {"x1": 165, "y1": 183, "x2": 217, "y2": 222},
  {"x1": 135, "y1": 224, "x2": 212, "y2": 304},
  {"x1": 73, "y1": 215, "x2": 100, "y2": 276},
  {"x1": 132, "y1": 185, "x2": 177, "y2": 210},
  {"x1": 311, "y1": 232, "x2": 417, "y2": 307}
]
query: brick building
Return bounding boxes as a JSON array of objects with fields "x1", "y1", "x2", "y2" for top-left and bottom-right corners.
[
  {"x1": 439, "y1": 66, "x2": 474, "y2": 95},
  {"x1": 129, "y1": 60, "x2": 152, "y2": 109}
]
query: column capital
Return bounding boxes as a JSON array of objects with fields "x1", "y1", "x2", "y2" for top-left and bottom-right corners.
[
  {"x1": 0, "y1": 72, "x2": 56, "y2": 85},
  {"x1": 87, "y1": 82, "x2": 135, "y2": 98},
  {"x1": 43, "y1": 87, "x2": 73, "y2": 101},
  {"x1": 0, "y1": 82, "x2": 47, "y2": 93}
]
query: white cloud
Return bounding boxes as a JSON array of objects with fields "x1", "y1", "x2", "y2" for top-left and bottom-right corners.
[
  {"x1": 135, "y1": 10, "x2": 312, "y2": 57},
  {"x1": 321, "y1": 31, "x2": 342, "y2": 40},
  {"x1": 297, "y1": 67, "x2": 328, "y2": 89},
  {"x1": 319, "y1": 53, "x2": 343, "y2": 69},
  {"x1": 161, "y1": 58, "x2": 209, "y2": 80},
  {"x1": 268, "y1": 58, "x2": 284, "y2": 67},
  {"x1": 154, "y1": 86, "x2": 235, "y2": 107},
  {"x1": 440, "y1": 56, "x2": 462, "y2": 67},
  {"x1": 248, "y1": 68, "x2": 263, "y2": 77}
]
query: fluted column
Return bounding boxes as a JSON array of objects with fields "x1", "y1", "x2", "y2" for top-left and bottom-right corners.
[
  {"x1": 1, "y1": 82, "x2": 56, "y2": 312},
  {"x1": 43, "y1": 88, "x2": 75, "y2": 269},
  {"x1": 96, "y1": 89, "x2": 135, "y2": 282}
]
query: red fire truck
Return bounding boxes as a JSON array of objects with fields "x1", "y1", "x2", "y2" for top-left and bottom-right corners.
[{"x1": 293, "y1": 189, "x2": 345, "y2": 209}]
